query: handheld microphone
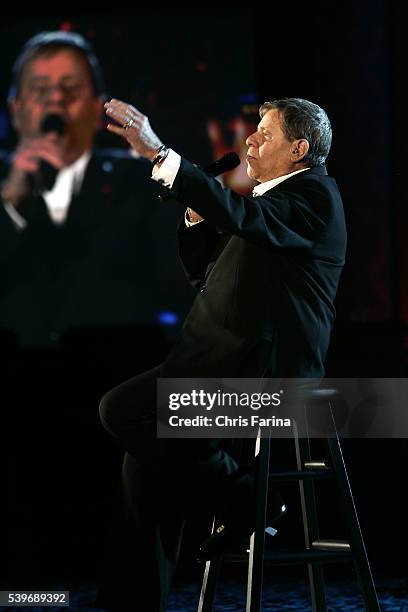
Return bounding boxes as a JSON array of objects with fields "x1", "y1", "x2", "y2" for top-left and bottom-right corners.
[
  {"x1": 37, "y1": 114, "x2": 67, "y2": 191},
  {"x1": 201, "y1": 151, "x2": 240, "y2": 177},
  {"x1": 159, "y1": 151, "x2": 240, "y2": 203}
]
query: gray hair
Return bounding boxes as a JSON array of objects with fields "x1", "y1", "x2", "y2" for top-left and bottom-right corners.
[{"x1": 259, "y1": 98, "x2": 332, "y2": 166}]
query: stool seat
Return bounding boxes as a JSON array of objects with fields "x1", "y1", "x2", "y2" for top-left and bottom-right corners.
[{"x1": 198, "y1": 388, "x2": 381, "y2": 612}]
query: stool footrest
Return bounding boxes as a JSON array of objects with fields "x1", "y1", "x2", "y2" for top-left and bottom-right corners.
[
  {"x1": 269, "y1": 469, "x2": 332, "y2": 481},
  {"x1": 224, "y1": 548, "x2": 352, "y2": 566},
  {"x1": 312, "y1": 539, "x2": 351, "y2": 551},
  {"x1": 304, "y1": 460, "x2": 330, "y2": 469}
]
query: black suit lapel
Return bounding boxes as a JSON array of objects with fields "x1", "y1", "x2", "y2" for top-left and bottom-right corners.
[{"x1": 65, "y1": 153, "x2": 114, "y2": 226}]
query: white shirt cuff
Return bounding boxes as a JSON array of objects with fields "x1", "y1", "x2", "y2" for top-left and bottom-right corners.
[
  {"x1": 151, "y1": 149, "x2": 203, "y2": 228},
  {"x1": 151, "y1": 148, "x2": 181, "y2": 189}
]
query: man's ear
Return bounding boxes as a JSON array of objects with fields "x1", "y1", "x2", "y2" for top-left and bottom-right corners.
[{"x1": 290, "y1": 139, "x2": 309, "y2": 162}]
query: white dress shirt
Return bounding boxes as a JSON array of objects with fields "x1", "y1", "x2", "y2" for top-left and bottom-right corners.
[
  {"x1": 3, "y1": 150, "x2": 92, "y2": 229},
  {"x1": 251, "y1": 167, "x2": 310, "y2": 195}
]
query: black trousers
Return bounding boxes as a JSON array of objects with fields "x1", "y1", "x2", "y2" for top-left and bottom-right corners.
[{"x1": 95, "y1": 364, "x2": 242, "y2": 612}]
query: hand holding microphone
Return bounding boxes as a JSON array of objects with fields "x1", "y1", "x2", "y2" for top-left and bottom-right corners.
[
  {"x1": 186, "y1": 207, "x2": 204, "y2": 223},
  {"x1": 1, "y1": 114, "x2": 66, "y2": 207},
  {"x1": 183, "y1": 152, "x2": 241, "y2": 223}
]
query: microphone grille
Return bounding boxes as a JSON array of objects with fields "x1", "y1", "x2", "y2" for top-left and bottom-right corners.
[
  {"x1": 205, "y1": 151, "x2": 240, "y2": 177},
  {"x1": 223, "y1": 152, "x2": 240, "y2": 169}
]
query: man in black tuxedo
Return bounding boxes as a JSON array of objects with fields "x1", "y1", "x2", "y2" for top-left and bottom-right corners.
[
  {"x1": 97, "y1": 96, "x2": 347, "y2": 611},
  {"x1": 0, "y1": 31, "x2": 177, "y2": 349}
]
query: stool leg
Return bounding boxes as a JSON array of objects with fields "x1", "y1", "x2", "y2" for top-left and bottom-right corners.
[
  {"x1": 327, "y1": 404, "x2": 381, "y2": 612},
  {"x1": 197, "y1": 557, "x2": 222, "y2": 612},
  {"x1": 246, "y1": 429, "x2": 269, "y2": 612},
  {"x1": 197, "y1": 517, "x2": 222, "y2": 612},
  {"x1": 294, "y1": 418, "x2": 327, "y2": 612}
]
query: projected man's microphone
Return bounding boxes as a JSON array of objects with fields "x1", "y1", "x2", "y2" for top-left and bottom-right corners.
[{"x1": 35, "y1": 113, "x2": 67, "y2": 191}]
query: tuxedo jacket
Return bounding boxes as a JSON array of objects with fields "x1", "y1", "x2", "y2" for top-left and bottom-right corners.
[
  {"x1": 0, "y1": 150, "x2": 189, "y2": 346},
  {"x1": 162, "y1": 161, "x2": 347, "y2": 378}
]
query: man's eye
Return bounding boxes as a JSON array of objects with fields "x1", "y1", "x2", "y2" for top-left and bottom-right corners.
[
  {"x1": 30, "y1": 85, "x2": 48, "y2": 98},
  {"x1": 258, "y1": 129, "x2": 272, "y2": 142},
  {"x1": 61, "y1": 84, "x2": 82, "y2": 96}
]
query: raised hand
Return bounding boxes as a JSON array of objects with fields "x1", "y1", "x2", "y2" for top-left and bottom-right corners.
[{"x1": 104, "y1": 99, "x2": 163, "y2": 160}]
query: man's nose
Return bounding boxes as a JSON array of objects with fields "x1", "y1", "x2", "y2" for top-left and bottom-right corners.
[
  {"x1": 46, "y1": 84, "x2": 66, "y2": 103},
  {"x1": 246, "y1": 132, "x2": 258, "y2": 147}
]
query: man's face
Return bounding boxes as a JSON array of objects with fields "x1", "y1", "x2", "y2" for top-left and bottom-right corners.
[
  {"x1": 246, "y1": 108, "x2": 294, "y2": 182},
  {"x1": 10, "y1": 48, "x2": 102, "y2": 156}
]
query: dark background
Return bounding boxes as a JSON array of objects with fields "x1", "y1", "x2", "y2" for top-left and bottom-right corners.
[{"x1": 1, "y1": 0, "x2": 407, "y2": 602}]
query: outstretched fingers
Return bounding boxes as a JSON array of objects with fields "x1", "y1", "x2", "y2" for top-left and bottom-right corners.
[{"x1": 104, "y1": 98, "x2": 143, "y2": 128}]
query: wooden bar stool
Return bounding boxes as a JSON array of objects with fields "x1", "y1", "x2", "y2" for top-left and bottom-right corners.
[{"x1": 197, "y1": 389, "x2": 381, "y2": 612}]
